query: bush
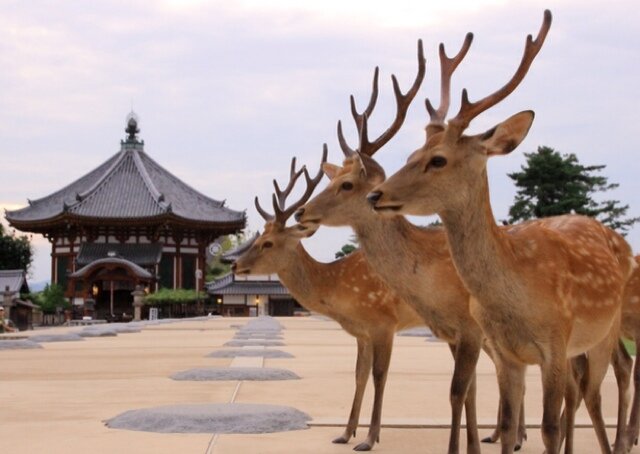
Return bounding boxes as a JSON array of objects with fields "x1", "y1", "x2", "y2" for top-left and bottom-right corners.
[
  {"x1": 144, "y1": 288, "x2": 200, "y2": 306},
  {"x1": 30, "y1": 284, "x2": 70, "y2": 314}
]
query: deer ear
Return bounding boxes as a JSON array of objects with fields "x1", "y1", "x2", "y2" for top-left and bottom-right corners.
[
  {"x1": 480, "y1": 110, "x2": 534, "y2": 157},
  {"x1": 322, "y1": 163, "x2": 341, "y2": 180}
]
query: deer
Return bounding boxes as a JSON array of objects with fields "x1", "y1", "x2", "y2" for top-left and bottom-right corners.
[
  {"x1": 622, "y1": 256, "x2": 640, "y2": 448},
  {"x1": 366, "y1": 9, "x2": 636, "y2": 453},
  {"x1": 296, "y1": 33, "x2": 533, "y2": 453},
  {"x1": 231, "y1": 149, "x2": 426, "y2": 451}
]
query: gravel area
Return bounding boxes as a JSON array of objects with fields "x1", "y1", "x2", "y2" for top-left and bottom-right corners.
[
  {"x1": 170, "y1": 367, "x2": 300, "y2": 381},
  {"x1": 0, "y1": 339, "x2": 42, "y2": 350},
  {"x1": 207, "y1": 349, "x2": 294, "y2": 358},
  {"x1": 105, "y1": 403, "x2": 310, "y2": 434}
]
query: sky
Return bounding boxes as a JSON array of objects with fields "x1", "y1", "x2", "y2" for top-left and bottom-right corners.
[{"x1": 1, "y1": 0, "x2": 639, "y2": 283}]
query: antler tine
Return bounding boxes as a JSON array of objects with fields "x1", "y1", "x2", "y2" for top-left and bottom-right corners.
[
  {"x1": 273, "y1": 156, "x2": 305, "y2": 208},
  {"x1": 276, "y1": 144, "x2": 329, "y2": 223},
  {"x1": 360, "y1": 39, "x2": 426, "y2": 157},
  {"x1": 452, "y1": 9, "x2": 552, "y2": 129},
  {"x1": 337, "y1": 120, "x2": 357, "y2": 157},
  {"x1": 425, "y1": 32, "x2": 473, "y2": 137},
  {"x1": 254, "y1": 196, "x2": 274, "y2": 222},
  {"x1": 337, "y1": 67, "x2": 379, "y2": 159},
  {"x1": 351, "y1": 67, "x2": 380, "y2": 122}
]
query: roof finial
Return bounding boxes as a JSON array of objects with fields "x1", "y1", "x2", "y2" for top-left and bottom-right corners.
[{"x1": 125, "y1": 111, "x2": 140, "y2": 142}]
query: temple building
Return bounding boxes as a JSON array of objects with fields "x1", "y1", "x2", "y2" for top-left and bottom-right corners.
[
  {"x1": 5, "y1": 114, "x2": 245, "y2": 320},
  {"x1": 206, "y1": 234, "x2": 304, "y2": 317}
]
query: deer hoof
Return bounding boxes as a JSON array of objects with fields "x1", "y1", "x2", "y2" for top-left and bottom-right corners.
[
  {"x1": 353, "y1": 442, "x2": 373, "y2": 451},
  {"x1": 481, "y1": 436, "x2": 497, "y2": 444}
]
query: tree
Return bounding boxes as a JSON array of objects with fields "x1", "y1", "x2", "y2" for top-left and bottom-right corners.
[
  {"x1": 335, "y1": 235, "x2": 359, "y2": 259},
  {"x1": 207, "y1": 231, "x2": 253, "y2": 280},
  {"x1": 0, "y1": 224, "x2": 33, "y2": 271},
  {"x1": 507, "y1": 146, "x2": 639, "y2": 234},
  {"x1": 31, "y1": 284, "x2": 69, "y2": 314}
]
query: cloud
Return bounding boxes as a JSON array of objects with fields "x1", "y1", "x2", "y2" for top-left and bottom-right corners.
[{"x1": 1, "y1": 0, "x2": 639, "y2": 281}]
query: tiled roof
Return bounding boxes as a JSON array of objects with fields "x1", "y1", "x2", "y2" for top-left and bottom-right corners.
[
  {"x1": 220, "y1": 233, "x2": 259, "y2": 263},
  {"x1": 0, "y1": 270, "x2": 28, "y2": 295},
  {"x1": 6, "y1": 123, "x2": 245, "y2": 228},
  {"x1": 205, "y1": 273, "x2": 290, "y2": 296},
  {"x1": 76, "y1": 243, "x2": 162, "y2": 267}
]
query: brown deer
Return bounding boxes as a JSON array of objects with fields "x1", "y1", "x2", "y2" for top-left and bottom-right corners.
[
  {"x1": 622, "y1": 256, "x2": 640, "y2": 447},
  {"x1": 296, "y1": 33, "x2": 523, "y2": 454},
  {"x1": 367, "y1": 10, "x2": 636, "y2": 453},
  {"x1": 231, "y1": 149, "x2": 425, "y2": 451}
]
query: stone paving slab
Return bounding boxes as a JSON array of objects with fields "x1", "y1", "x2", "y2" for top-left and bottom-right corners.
[{"x1": 0, "y1": 316, "x2": 626, "y2": 454}]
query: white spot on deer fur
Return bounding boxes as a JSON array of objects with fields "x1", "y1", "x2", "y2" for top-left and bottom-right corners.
[
  {"x1": 631, "y1": 296, "x2": 640, "y2": 305},
  {"x1": 352, "y1": 287, "x2": 360, "y2": 292},
  {"x1": 368, "y1": 292, "x2": 376, "y2": 301}
]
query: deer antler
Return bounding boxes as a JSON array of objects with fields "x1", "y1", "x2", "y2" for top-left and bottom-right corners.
[
  {"x1": 254, "y1": 145, "x2": 329, "y2": 224},
  {"x1": 273, "y1": 157, "x2": 305, "y2": 209},
  {"x1": 338, "y1": 39, "x2": 426, "y2": 158},
  {"x1": 425, "y1": 32, "x2": 473, "y2": 138},
  {"x1": 451, "y1": 10, "x2": 552, "y2": 130}
]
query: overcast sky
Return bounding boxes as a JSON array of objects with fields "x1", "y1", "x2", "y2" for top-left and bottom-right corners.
[{"x1": 1, "y1": 0, "x2": 639, "y2": 283}]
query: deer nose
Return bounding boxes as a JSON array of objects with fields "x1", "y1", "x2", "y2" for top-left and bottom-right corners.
[
  {"x1": 294, "y1": 208, "x2": 304, "y2": 222},
  {"x1": 231, "y1": 262, "x2": 237, "y2": 273},
  {"x1": 366, "y1": 191, "x2": 382, "y2": 206}
]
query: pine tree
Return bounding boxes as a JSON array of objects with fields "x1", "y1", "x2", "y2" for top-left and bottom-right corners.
[
  {"x1": 508, "y1": 146, "x2": 639, "y2": 234},
  {"x1": 0, "y1": 224, "x2": 33, "y2": 271}
]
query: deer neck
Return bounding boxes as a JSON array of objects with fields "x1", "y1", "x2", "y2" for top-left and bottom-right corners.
[
  {"x1": 276, "y1": 244, "x2": 336, "y2": 315},
  {"x1": 352, "y1": 212, "x2": 440, "y2": 286},
  {"x1": 439, "y1": 171, "x2": 519, "y2": 304}
]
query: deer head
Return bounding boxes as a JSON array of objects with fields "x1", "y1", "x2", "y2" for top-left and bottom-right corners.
[
  {"x1": 232, "y1": 147, "x2": 327, "y2": 275},
  {"x1": 368, "y1": 10, "x2": 551, "y2": 218},
  {"x1": 296, "y1": 40, "x2": 427, "y2": 228}
]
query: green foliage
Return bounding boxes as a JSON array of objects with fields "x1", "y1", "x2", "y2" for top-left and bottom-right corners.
[
  {"x1": 144, "y1": 288, "x2": 199, "y2": 306},
  {"x1": 206, "y1": 232, "x2": 250, "y2": 280},
  {"x1": 335, "y1": 244, "x2": 357, "y2": 259},
  {"x1": 30, "y1": 284, "x2": 70, "y2": 314},
  {"x1": 335, "y1": 235, "x2": 359, "y2": 259},
  {"x1": 508, "y1": 146, "x2": 639, "y2": 234},
  {"x1": 0, "y1": 224, "x2": 33, "y2": 271},
  {"x1": 623, "y1": 338, "x2": 636, "y2": 356}
]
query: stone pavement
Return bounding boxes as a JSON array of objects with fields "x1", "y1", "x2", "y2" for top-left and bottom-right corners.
[{"x1": 0, "y1": 316, "x2": 624, "y2": 453}]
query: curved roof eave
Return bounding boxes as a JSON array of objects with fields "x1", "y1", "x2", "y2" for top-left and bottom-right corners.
[
  {"x1": 7, "y1": 212, "x2": 246, "y2": 233},
  {"x1": 69, "y1": 257, "x2": 154, "y2": 280}
]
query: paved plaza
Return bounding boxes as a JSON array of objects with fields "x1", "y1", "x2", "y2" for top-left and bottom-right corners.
[{"x1": 0, "y1": 316, "x2": 624, "y2": 453}]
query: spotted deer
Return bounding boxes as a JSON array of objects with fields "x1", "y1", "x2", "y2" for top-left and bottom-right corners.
[
  {"x1": 622, "y1": 256, "x2": 640, "y2": 447},
  {"x1": 231, "y1": 150, "x2": 425, "y2": 451},
  {"x1": 367, "y1": 10, "x2": 636, "y2": 453},
  {"x1": 296, "y1": 33, "x2": 529, "y2": 453}
]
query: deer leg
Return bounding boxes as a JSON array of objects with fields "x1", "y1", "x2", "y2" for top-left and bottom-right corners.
[
  {"x1": 562, "y1": 356, "x2": 585, "y2": 454},
  {"x1": 353, "y1": 331, "x2": 394, "y2": 451},
  {"x1": 580, "y1": 339, "x2": 615, "y2": 454},
  {"x1": 540, "y1": 351, "x2": 567, "y2": 454},
  {"x1": 495, "y1": 356, "x2": 527, "y2": 454},
  {"x1": 481, "y1": 345, "x2": 527, "y2": 451},
  {"x1": 516, "y1": 394, "x2": 527, "y2": 450},
  {"x1": 447, "y1": 339, "x2": 482, "y2": 454},
  {"x1": 611, "y1": 339, "x2": 632, "y2": 454},
  {"x1": 483, "y1": 402, "x2": 503, "y2": 444},
  {"x1": 463, "y1": 366, "x2": 482, "y2": 454},
  {"x1": 334, "y1": 337, "x2": 372, "y2": 445},
  {"x1": 625, "y1": 337, "x2": 640, "y2": 449}
]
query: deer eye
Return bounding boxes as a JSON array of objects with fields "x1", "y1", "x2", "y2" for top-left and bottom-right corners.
[
  {"x1": 341, "y1": 181, "x2": 354, "y2": 191},
  {"x1": 425, "y1": 156, "x2": 447, "y2": 171},
  {"x1": 261, "y1": 241, "x2": 273, "y2": 249}
]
